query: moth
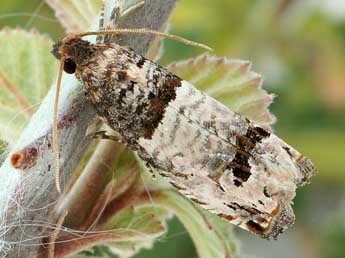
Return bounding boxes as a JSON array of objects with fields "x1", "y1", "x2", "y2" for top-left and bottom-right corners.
[{"x1": 51, "y1": 29, "x2": 316, "y2": 239}]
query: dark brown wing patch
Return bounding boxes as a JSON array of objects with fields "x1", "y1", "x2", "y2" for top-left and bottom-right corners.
[{"x1": 227, "y1": 126, "x2": 271, "y2": 186}]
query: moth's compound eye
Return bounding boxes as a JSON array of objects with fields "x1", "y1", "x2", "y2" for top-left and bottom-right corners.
[{"x1": 63, "y1": 58, "x2": 76, "y2": 74}]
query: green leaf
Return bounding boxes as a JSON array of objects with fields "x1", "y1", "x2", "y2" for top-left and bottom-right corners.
[
  {"x1": 46, "y1": 0, "x2": 102, "y2": 33},
  {"x1": 46, "y1": 0, "x2": 145, "y2": 34},
  {"x1": 57, "y1": 146, "x2": 173, "y2": 258},
  {"x1": 167, "y1": 54, "x2": 275, "y2": 127},
  {"x1": 102, "y1": 206, "x2": 170, "y2": 257},
  {"x1": 0, "y1": 27, "x2": 58, "y2": 144},
  {"x1": 153, "y1": 189, "x2": 239, "y2": 258}
]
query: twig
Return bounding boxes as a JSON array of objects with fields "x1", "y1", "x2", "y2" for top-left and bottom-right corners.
[{"x1": 0, "y1": 0, "x2": 179, "y2": 257}]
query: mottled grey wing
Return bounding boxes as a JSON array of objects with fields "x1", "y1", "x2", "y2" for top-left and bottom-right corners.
[
  {"x1": 77, "y1": 43, "x2": 315, "y2": 238},
  {"x1": 138, "y1": 80, "x2": 316, "y2": 238}
]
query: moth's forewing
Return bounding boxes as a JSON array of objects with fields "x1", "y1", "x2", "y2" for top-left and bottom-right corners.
[
  {"x1": 57, "y1": 40, "x2": 316, "y2": 238},
  {"x1": 137, "y1": 80, "x2": 315, "y2": 238}
]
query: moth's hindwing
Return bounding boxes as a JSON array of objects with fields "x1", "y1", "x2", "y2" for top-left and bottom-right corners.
[{"x1": 75, "y1": 42, "x2": 316, "y2": 239}]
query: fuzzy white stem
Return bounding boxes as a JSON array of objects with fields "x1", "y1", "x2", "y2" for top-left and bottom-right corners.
[{"x1": 0, "y1": 0, "x2": 178, "y2": 257}]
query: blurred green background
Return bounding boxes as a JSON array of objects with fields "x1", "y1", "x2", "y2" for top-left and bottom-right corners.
[{"x1": 1, "y1": 0, "x2": 345, "y2": 258}]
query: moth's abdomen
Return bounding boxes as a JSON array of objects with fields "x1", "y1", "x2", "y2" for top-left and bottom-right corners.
[{"x1": 138, "y1": 80, "x2": 316, "y2": 238}]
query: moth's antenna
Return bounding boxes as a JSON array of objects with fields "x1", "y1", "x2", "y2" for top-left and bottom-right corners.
[
  {"x1": 65, "y1": 28, "x2": 213, "y2": 52},
  {"x1": 53, "y1": 56, "x2": 65, "y2": 194}
]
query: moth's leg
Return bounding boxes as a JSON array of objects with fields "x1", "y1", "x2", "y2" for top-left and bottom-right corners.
[
  {"x1": 120, "y1": 1, "x2": 145, "y2": 19},
  {"x1": 92, "y1": 130, "x2": 126, "y2": 145},
  {"x1": 144, "y1": 162, "x2": 159, "y2": 180},
  {"x1": 106, "y1": 1, "x2": 145, "y2": 28},
  {"x1": 109, "y1": 0, "x2": 121, "y2": 27},
  {"x1": 93, "y1": 130, "x2": 158, "y2": 179},
  {"x1": 102, "y1": 1, "x2": 145, "y2": 43},
  {"x1": 96, "y1": 1, "x2": 106, "y2": 43},
  {"x1": 102, "y1": 1, "x2": 121, "y2": 43}
]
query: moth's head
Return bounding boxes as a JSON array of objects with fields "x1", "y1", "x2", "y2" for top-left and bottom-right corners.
[
  {"x1": 50, "y1": 34, "x2": 98, "y2": 193},
  {"x1": 51, "y1": 36, "x2": 94, "y2": 74}
]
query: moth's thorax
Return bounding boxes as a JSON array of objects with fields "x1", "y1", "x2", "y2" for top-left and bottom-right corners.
[
  {"x1": 78, "y1": 43, "x2": 182, "y2": 146},
  {"x1": 52, "y1": 38, "x2": 99, "y2": 66}
]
